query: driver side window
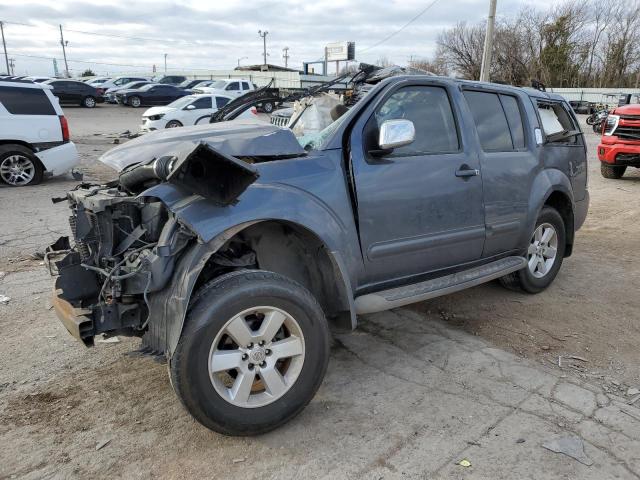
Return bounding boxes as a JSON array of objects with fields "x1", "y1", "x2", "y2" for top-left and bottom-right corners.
[{"x1": 373, "y1": 85, "x2": 460, "y2": 156}]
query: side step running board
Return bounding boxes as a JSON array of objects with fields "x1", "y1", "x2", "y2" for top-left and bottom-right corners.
[{"x1": 354, "y1": 256, "x2": 527, "y2": 315}]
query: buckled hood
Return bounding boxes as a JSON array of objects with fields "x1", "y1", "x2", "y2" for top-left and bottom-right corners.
[{"x1": 99, "y1": 119, "x2": 306, "y2": 171}]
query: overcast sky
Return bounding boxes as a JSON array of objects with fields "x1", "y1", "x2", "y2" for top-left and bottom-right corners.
[{"x1": 0, "y1": 0, "x2": 554, "y2": 77}]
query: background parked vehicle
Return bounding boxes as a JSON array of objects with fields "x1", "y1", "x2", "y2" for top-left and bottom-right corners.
[
  {"x1": 177, "y1": 79, "x2": 212, "y2": 90},
  {"x1": 44, "y1": 79, "x2": 104, "y2": 108},
  {"x1": 24, "y1": 76, "x2": 51, "y2": 83},
  {"x1": 104, "y1": 81, "x2": 154, "y2": 103},
  {"x1": 569, "y1": 100, "x2": 595, "y2": 115},
  {"x1": 95, "y1": 76, "x2": 150, "y2": 96},
  {"x1": 194, "y1": 78, "x2": 255, "y2": 98},
  {"x1": 116, "y1": 83, "x2": 189, "y2": 107},
  {"x1": 140, "y1": 93, "x2": 258, "y2": 131},
  {"x1": 598, "y1": 103, "x2": 640, "y2": 179},
  {"x1": 152, "y1": 75, "x2": 187, "y2": 85},
  {"x1": 0, "y1": 79, "x2": 78, "y2": 186},
  {"x1": 85, "y1": 77, "x2": 111, "y2": 87}
]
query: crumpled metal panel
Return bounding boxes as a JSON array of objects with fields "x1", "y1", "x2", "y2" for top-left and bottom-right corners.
[{"x1": 100, "y1": 120, "x2": 306, "y2": 172}]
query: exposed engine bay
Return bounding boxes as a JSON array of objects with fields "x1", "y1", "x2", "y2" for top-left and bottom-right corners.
[{"x1": 48, "y1": 141, "x2": 260, "y2": 347}]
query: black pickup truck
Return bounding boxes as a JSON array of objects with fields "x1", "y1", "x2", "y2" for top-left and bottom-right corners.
[{"x1": 47, "y1": 75, "x2": 589, "y2": 435}]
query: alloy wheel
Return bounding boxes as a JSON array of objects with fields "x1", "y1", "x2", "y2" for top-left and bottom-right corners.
[
  {"x1": 527, "y1": 222, "x2": 558, "y2": 278},
  {"x1": 208, "y1": 306, "x2": 305, "y2": 408},
  {"x1": 0, "y1": 154, "x2": 36, "y2": 186}
]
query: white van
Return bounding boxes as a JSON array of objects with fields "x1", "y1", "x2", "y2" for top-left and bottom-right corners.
[{"x1": 0, "y1": 79, "x2": 79, "y2": 186}]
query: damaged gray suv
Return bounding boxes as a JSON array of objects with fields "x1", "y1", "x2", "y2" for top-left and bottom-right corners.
[{"x1": 47, "y1": 76, "x2": 589, "y2": 435}]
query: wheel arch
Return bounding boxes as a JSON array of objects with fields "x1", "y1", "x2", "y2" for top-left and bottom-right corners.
[
  {"x1": 145, "y1": 219, "x2": 355, "y2": 359},
  {"x1": 528, "y1": 169, "x2": 575, "y2": 258}
]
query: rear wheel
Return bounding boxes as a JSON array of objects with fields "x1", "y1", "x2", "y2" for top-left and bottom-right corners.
[
  {"x1": 82, "y1": 96, "x2": 96, "y2": 108},
  {"x1": 170, "y1": 270, "x2": 330, "y2": 436},
  {"x1": 0, "y1": 145, "x2": 43, "y2": 186},
  {"x1": 500, "y1": 207, "x2": 565, "y2": 293},
  {"x1": 129, "y1": 96, "x2": 142, "y2": 108},
  {"x1": 600, "y1": 163, "x2": 626, "y2": 179},
  {"x1": 262, "y1": 101, "x2": 275, "y2": 113}
]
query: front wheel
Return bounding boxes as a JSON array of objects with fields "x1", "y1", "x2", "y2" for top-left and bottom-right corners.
[
  {"x1": 601, "y1": 163, "x2": 626, "y2": 179},
  {"x1": 165, "y1": 120, "x2": 183, "y2": 128},
  {"x1": 262, "y1": 101, "x2": 274, "y2": 113},
  {"x1": 500, "y1": 207, "x2": 565, "y2": 293},
  {"x1": 170, "y1": 270, "x2": 330, "y2": 436}
]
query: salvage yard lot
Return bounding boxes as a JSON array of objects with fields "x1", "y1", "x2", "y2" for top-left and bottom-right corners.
[{"x1": 1, "y1": 106, "x2": 640, "y2": 479}]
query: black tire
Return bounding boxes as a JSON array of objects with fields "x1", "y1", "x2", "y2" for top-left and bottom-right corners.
[
  {"x1": 129, "y1": 96, "x2": 142, "y2": 108},
  {"x1": 0, "y1": 144, "x2": 44, "y2": 187},
  {"x1": 165, "y1": 120, "x2": 183, "y2": 128},
  {"x1": 82, "y1": 96, "x2": 96, "y2": 108},
  {"x1": 500, "y1": 207, "x2": 565, "y2": 294},
  {"x1": 170, "y1": 270, "x2": 330, "y2": 436},
  {"x1": 262, "y1": 101, "x2": 274, "y2": 113},
  {"x1": 601, "y1": 163, "x2": 626, "y2": 179}
]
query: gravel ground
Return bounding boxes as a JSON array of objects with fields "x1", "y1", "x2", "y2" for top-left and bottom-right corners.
[{"x1": 1, "y1": 106, "x2": 639, "y2": 479}]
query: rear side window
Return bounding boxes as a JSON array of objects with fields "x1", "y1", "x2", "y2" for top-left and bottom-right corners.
[
  {"x1": 216, "y1": 96, "x2": 230, "y2": 108},
  {"x1": 536, "y1": 101, "x2": 579, "y2": 144},
  {"x1": 226, "y1": 82, "x2": 239, "y2": 90},
  {"x1": 373, "y1": 85, "x2": 460, "y2": 156},
  {"x1": 464, "y1": 91, "x2": 512, "y2": 151},
  {"x1": 242, "y1": 82, "x2": 250, "y2": 90},
  {"x1": 0, "y1": 86, "x2": 55, "y2": 115},
  {"x1": 500, "y1": 95, "x2": 525, "y2": 149}
]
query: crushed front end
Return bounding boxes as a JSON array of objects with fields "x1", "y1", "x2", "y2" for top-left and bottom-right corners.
[
  {"x1": 48, "y1": 184, "x2": 193, "y2": 346},
  {"x1": 46, "y1": 140, "x2": 260, "y2": 349}
]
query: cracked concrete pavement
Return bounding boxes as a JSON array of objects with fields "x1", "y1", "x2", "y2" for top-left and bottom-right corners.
[{"x1": 1, "y1": 106, "x2": 639, "y2": 479}]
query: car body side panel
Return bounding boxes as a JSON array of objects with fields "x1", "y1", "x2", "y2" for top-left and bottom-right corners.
[{"x1": 139, "y1": 149, "x2": 364, "y2": 288}]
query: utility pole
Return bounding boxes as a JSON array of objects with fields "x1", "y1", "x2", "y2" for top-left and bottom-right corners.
[
  {"x1": 258, "y1": 30, "x2": 268, "y2": 67},
  {"x1": 282, "y1": 47, "x2": 289, "y2": 68},
  {"x1": 59, "y1": 24, "x2": 69, "y2": 78},
  {"x1": 0, "y1": 21, "x2": 9, "y2": 75},
  {"x1": 164, "y1": 53, "x2": 167, "y2": 72},
  {"x1": 8, "y1": 58, "x2": 14, "y2": 75},
  {"x1": 479, "y1": 0, "x2": 497, "y2": 82},
  {"x1": 237, "y1": 56, "x2": 248, "y2": 67}
]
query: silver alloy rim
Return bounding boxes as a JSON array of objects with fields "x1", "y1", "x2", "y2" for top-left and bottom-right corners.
[
  {"x1": 131, "y1": 97, "x2": 140, "y2": 107},
  {"x1": 527, "y1": 222, "x2": 558, "y2": 278},
  {"x1": 208, "y1": 306, "x2": 305, "y2": 408},
  {"x1": 0, "y1": 154, "x2": 35, "y2": 186},
  {"x1": 85, "y1": 97, "x2": 95, "y2": 107},
  {"x1": 167, "y1": 121, "x2": 180, "y2": 128}
]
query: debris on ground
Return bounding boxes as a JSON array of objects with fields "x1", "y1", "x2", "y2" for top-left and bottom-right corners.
[
  {"x1": 95, "y1": 439, "x2": 111, "y2": 451},
  {"x1": 627, "y1": 387, "x2": 640, "y2": 396},
  {"x1": 232, "y1": 458, "x2": 246, "y2": 464},
  {"x1": 542, "y1": 435, "x2": 593, "y2": 466},
  {"x1": 516, "y1": 438, "x2": 526, "y2": 444},
  {"x1": 564, "y1": 355, "x2": 588, "y2": 363},
  {"x1": 95, "y1": 336, "x2": 120, "y2": 344},
  {"x1": 457, "y1": 459, "x2": 472, "y2": 467},
  {"x1": 0, "y1": 295, "x2": 10, "y2": 305}
]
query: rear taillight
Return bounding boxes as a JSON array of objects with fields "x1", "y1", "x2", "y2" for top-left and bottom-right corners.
[
  {"x1": 59, "y1": 115, "x2": 70, "y2": 141},
  {"x1": 250, "y1": 106, "x2": 257, "y2": 115}
]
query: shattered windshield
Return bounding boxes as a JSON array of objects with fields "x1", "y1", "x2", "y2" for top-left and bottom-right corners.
[{"x1": 297, "y1": 112, "x2": 348, "y2": 151}]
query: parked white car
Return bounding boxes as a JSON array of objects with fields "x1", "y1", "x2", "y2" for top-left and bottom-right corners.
[
  {"x1": 140, "y1": 93, "x2": 258, "y2": 131},
  {"x1": 0, "y1": 80, "x2": 78, "y2": 186},
  {"x1": 193, "y1": 78, "x2": 255, "y2": 98},
  {"x1": 96, "y1": 76, "x2": 150, "y2": 94},
  {"x1": 104, "y1": 81, "x2": 154, "y2": 103},
  {"x1": 85, "y1": 77, "x2": 111, "y2": 86}
]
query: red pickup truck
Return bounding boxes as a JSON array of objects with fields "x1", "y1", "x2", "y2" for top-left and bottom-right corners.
[{"x1": 598, "y1": 104, "x2": 640, "y2": 178}]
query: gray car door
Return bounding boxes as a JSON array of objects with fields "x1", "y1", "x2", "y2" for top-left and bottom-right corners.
[
  {"x1": 461, "y1": 88, "x2": 540, "y2": 257},
  {"x1": 350, "y1": 81, "x2": 486, "y2": 287}
]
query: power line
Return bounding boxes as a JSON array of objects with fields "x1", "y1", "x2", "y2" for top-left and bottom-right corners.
[{"x1": 360, "y1": 0, "x2": 442, "y2": 53}]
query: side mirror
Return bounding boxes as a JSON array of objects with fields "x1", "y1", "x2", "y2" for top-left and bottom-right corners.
[
  {"x1": 185, "y1": 104, "x2": 196, "y2": 110},
  {"x1": 378, "y1": 119, "x2": 415, "y2": 150}
]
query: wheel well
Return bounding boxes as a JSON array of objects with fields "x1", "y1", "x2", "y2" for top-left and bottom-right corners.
[
  {"x1": 196, "y1": 221, "x2": 353, "y2": 329},
  {"x1": 544, "y1": 191, "x2": 574, "y2": 257}
]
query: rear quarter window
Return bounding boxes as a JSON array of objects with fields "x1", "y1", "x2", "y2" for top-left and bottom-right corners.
[{"x1": 0, "y1": 86, "x2": 56, "y2": 115}]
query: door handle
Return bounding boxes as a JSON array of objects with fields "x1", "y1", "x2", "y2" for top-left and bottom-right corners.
[{"x1": 455, "y1": 165, "x2": 480, "y2": 178}]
